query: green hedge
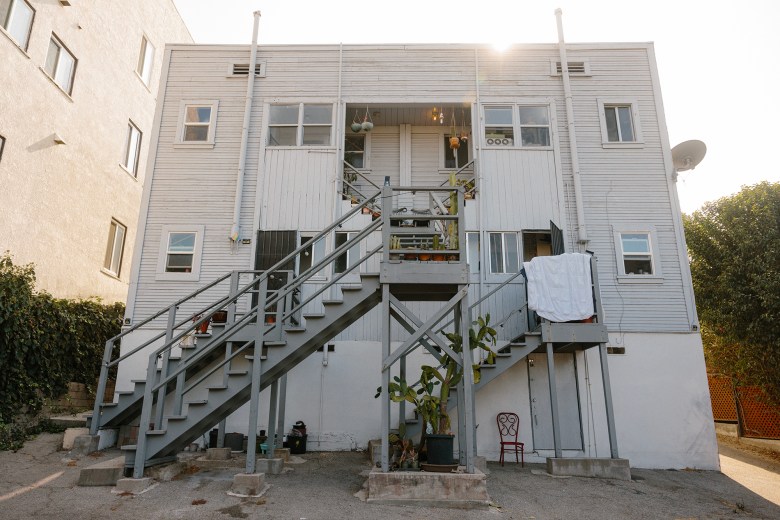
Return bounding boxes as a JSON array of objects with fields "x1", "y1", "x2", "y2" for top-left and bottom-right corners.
[{"x1": 0, "y1": 253, "x2": 124, "y2": 424}]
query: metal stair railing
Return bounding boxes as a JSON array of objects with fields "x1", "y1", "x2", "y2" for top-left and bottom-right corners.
[
  {"x1": 342, "y1": 161, "x2": 382, "y2": 215},
  {"x1": 126, "y1": 192, "x2": 386, "y2": 476}
]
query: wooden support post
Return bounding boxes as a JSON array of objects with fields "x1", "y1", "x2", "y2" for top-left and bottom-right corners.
[{"x1": 546, "y1": 342, "x2": 562, "y2": 459}]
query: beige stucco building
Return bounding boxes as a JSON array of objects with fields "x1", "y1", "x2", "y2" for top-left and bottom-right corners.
[{"x1": 0, "y1": 0, "x2": 191, "y2": 301}]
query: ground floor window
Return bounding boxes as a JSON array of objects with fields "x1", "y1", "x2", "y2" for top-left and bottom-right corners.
[
  {"x1": 156, "y1": 225, "x2": 205, "y2": 281},
  {"x1": 489, "y1": 232, "x2": 520, "y2": 274}
]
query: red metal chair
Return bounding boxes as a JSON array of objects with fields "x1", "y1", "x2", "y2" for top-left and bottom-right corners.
[{"x1": 497, "y1": 412, "x2": 524, "y2": 467}]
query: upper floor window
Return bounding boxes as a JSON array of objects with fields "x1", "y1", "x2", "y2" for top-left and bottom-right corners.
[
  {"x1": 483, "y1": 105, "x2": 550, "y2": 148},
  {"x1": 123, "y1": 121, "x2": 142, "y2": 177},
  {"x1": 155, "y1": 225, "x2": 205, "y2": 281},
  {"x1": 136, "y1": 35, "x2": 154, "y2": 86},
  {"x1": 175, "y1": 101, "x2": 218, "y2": 147},
  {"x1": 1, "y1": 0, "x2": 34, "y2": 50},
  {"x1": 443, "y1": 135, "x2": 469, "y2": 169},
  {"x1": 103, "y1": 219, "x2": 126, "y2": 277},
  {"x1": 345, "y1": 134, "x2": 366, "y2": 168},
  {"x1": 612, "y1": 225, "x2": 662, "y2": 281},
  {"x1": 488, "y1": 232, "x2": 520, "y2": 274},
  {"x1": 597, "y1": 99, "x2": 643, "y2": 147},
  {"x1": 268, "y1": 104, "x2": 332, "y2": 147},
  {"x1": 44, "y1": 35, "x2": 76, "y2": 94}
]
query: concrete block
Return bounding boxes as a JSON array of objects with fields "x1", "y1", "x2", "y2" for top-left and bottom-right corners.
[
  {"x1": 148, "y1": 461, "x2": 188, "y2": 482},
  {"x1": 207, "y1": 447, "x2": 232, "y2": 460},
  {"x1": 77, "y1": 456, "x2": 125, "y2": 486},
  {"x1": 271, "y1": 447, "x2": 290, "y2": 462},
  {"x1": 546, "y1": 458, "x2": 631, "y2": 481},
  {"x1": 114, "y1": 477, "x2": 154, "y2": 494},
  {"x1": 63, "y1": 428, "x2": 90, "y2": 450},
  {"x1": 71, "y1": 434, "x2": 100, "y2": 456},
  {"x1": 473, "y1": 456, "x2": 489, "y2": 475},
  {"x1": 230, "y1": 473, "x2": 268, "y2": 497},
  {"x1": 367, "y1": 468, "x2": 489, "y2": 509},
  {"x1": 367, "y1": 439, "x2": 381, "y2": 464},
  {"x1": 98, "y1": 428, "x2": 118, "y2": 450},
  {"x1": 715, "y1": 422, "x2": 738, "y2": 437},
  {"x1": 254, "y1": 457, "x2": 284, "y2": 475}
]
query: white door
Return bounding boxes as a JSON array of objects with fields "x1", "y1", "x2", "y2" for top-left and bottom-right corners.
[{"x1": 527, "y1": 353, "x2": 584, "y2": 450}]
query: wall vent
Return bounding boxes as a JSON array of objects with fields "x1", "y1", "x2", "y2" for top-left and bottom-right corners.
[
  {"x1": 551, "y1": 59, "x2": 590, "y2": 76},
  {"x1": 230, "y1": 61, "x2": 266, "y2": 77}
]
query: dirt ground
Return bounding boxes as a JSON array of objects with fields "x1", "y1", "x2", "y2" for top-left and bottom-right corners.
[{"x1": 0, "y1": 433, "x2": 779, "y2": 520}]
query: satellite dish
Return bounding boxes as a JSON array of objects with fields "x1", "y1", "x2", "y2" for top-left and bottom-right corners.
[{"x1": 672, "y1": 140, "x2": 707, "y2": 172}]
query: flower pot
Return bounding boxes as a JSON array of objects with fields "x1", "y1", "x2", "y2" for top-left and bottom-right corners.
[
  {"x1": 197, "y1": 319, "x2": 209, "y2": 334},
  {"x1": 426, "y1": 434, "x2": 454, "y2": 465},
  {"x1": 211, "y1": 310, "x2": 228, "y2": 323},
  {"x1": 418, "y1": 253, "x2": 431, "y2": 261},
  {"x1": 361, "y1": 121, "x2": 374, "y2": 131},
  {"x1": 449, "y1": 136, "x2": 460, "y2": 149},
  {"x1": 404, "y1": 253, "x2": 417, "y2": 261},
  {"x1": 350, "y1": 122, "x2": 363, "y2": 133},
  {"x1": 432, "y1": 253, "x2": 446, "y2": 262}
]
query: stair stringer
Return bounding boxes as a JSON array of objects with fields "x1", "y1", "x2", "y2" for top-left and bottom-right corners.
[{"x1": 141, "y1": 274, "x2": 382, "y2": 462}]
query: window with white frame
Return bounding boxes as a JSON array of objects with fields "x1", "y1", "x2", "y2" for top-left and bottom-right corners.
[
  {"x1": 483, "y1": 104, "x2": 551, "y2": 148},
  {"x1": 103, "y1": 220, "x2": 126, "y2": 277},
  {"x1": 334, "y1": 232, "x2": 359, "y2": 274},
  {"x1": 44, "y1": 34, "x2": 77, "y2": 94},
  {"x1": 182, "y1": 105, "x2": 214, "y2": 142},
  {"x1": 123, "y1": 121, "x2": 142, "y2": 176},
  {"x1": 136, "y1": 35, "x2": 154, "y2": 85},
  {"x1": 156, "y1": 225, "x2": 205, "y2": 281},
  {"x1": 597, "y1": 99, "x2": 643, "y2": 146},
  {"x1": 1, "y1": 0, "x2": 34, "y2": 50},
  {"x1": 488, "y1": 232, "x2": 520, "y2": 274},
  {"x1": 612, "y1": 225, "x2": 662, "y2": 279},
  {"x1": 268, "y1": 104, "x2": 333, "y2": 147},
  {"x1": 466, "y1": 232, "x2": 480, "y2": 275},
  {"x1": 299, "y1": 233, "x2": 326, "y2": 277},
  {"x1": 443, "y1": 135, "x2": 469, "y2": 169}
]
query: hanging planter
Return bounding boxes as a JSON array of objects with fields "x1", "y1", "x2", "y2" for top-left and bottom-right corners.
[
  {"x1": 361, "y1": 107, "x2": 374, "y2": 131},
  {"x1": 449, "y1": 136, "x2": 461, "y2": 150},
  {"x1": 350, "y1": 110, "x2": 363, "y2": 133}
]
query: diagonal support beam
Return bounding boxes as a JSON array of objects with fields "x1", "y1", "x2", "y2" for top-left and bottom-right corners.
[
  {"x1": 389, "y1": 307, "x2": 443, "y2": 363},
  {"x1": 382, "y1": 289, "x2": 467, "y2": 371}
]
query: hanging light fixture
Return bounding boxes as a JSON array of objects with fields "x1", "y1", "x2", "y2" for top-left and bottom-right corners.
[{"x1": 432, "y1": 107, "x2": 439, "y2": 122}]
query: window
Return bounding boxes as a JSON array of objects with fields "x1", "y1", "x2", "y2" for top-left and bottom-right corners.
[
  {"x1": 345, "y1": 134, "x2": 366, "y2": 168},
  {"x1": 176, "y1": 101, "x2": 218, "y2": 146},
  {"x1": 136, "y1": 35, "x2": 154, "y2": 85},
  {"x1": 183, "y1": 106, "x2": 212, "y2": 142},
  {"x1": 0, "y1": 135, "x2": 5, "y2": 163},
  {"x1": 620, "y1": 233, "x2": 653, "y2": 275},
  {"x1": 123, "y1": 121, "x2": 142, "y2": 176},
  {"x1": 156, "y1": 225, "x2": 205, "y2": 281},
  {"x1": 483, "y1": 105, "x2": 551, "y2": 148},
  {"x1": 1, "y1": 0, "x2": 34, "y2": 50},
  {"x1": 268, "y1": 103, "x2": 333, "y2": 147},
  {"x1": 522, "y1": 231, "x2": 552, "y2": 262},
  {"x1": 612, "y1": 225, "x2": 662, "y2": 281},
  {"x1": 597, "y1": 99, "x2": 643, "y2": 146},
  {"x1": 484, "y1": 106, "x2": 514, "y2": 146},
  {"x1": 334, "y1": 232, "x2": 359, "y2": 274},
  {"x1": 44, "y1": 35, "x2": 76, "y2": 94},
  {"x1": 299, "y1": 234, "x2": 326, "y2": 278},
  {"x1": 443, "y1": 135, "x2": 469, "y2": 169},
  {"x1": 466, "y1": 232, "x2": 480, "y2": 275},
  {"x1": 488, "y1": 232, "x2": 519, "y2": 274},
  {"x1": 103, "y1": 220, "x2": 126, "y2": 277},
  {"x1": 518, "y1": 107, "x2": 550, "y2": 147}
]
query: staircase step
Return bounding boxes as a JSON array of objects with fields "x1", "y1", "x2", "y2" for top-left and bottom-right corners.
[
  {"x1": 244, "y1": 355, "x2": 268, "y2": 361},
  {"x1": 165, "y1": 415, "x2": 187, "y2": 422},
  {"x1": 207, "y1": 385, "x2": 228, "y2": 391},
  {"x1": 100, "y1": 403, "x2": 118, "y2": 409},
  {"x1": 263, "y1": 341, "x2": 287, "y2": 347},
  {"x1": 147, "y1": 429, "x2": 167, "y2": 436},
  {"x1": 131, "y1": 379, "x2": 147, "y2": 385},
  {"x1": 194, "y1": 333, "x2": 212, "y2": 338},
  {"x1": 340, "y1": 285, "x2": 363, "y2": 291},
  {"x1": 186, "y1": 400, "x2": 208, "y2": 407},
  {"x1": 322, "y1": 299, "x2": 343, "y2": 306},
  {"x1": 283, "y1": 327, "x2": 306, "y2": 333},
  {"x1": 116, "y1": 390, "x2": 135, "y2": 397},
  {"x1": 303, "y1": 313, "x2": 325, "y2": 320},
  {"x1": 228, "y1": 369, "x2": 249, "y2": 376},
  {"x1": 496, "y1": 353, "x2": 512, "y2": 358}
]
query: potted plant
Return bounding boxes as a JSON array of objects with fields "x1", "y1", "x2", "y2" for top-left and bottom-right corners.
[
  {"x1": 418, "y1": 239, "x2": 432, "y2": 262},
  {"x1": 432, "y1": 235, "x2": 446, "y2": 262},
  {"x1": 379, "y1": 315, "x2": 497, "y2": 467},
  {"x1": 389, "y1": 235, "x2": 402, "y2": 261}
]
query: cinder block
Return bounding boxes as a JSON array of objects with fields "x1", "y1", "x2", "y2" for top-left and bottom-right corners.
[
  {"x1": 207, "y1": 447, "x2": 232, "y2": 460},
  {"x1": 63, "y1": 428, "x2": 90, "y2": 450},
  {"x1": 271, "y1": 447, "x2": 290, "y2": 462},
  {"x1": 546, "y1": 457, "x2": 631, "y2": 481},
  {"x1": 114, "y1": 477, "x2": 154, "y2": 494},
  {"x1": 71, "y1": 434, "x2": 100, "y2": 456},
  {"x1": 367, "y1": 468, "x2": 489, "y2": 509},
  {"x1": 254, "y1": 457, "x2": 284, "y2": 474},
  {"x1": 98, "y1": 428, "x2": 118, "y2": 450},
  {"x1": 230, "y1": 473, "x2": 267, "y2": 496}
]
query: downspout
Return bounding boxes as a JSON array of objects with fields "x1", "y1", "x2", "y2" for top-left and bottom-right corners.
[
  {"x1": 230, "y1": 11, "x2": 261, "y2": 243},
  {"x1": 555, "y1": 8, "x2": 588, "y2": 247},
  {"x1": 474, "y1": 46, "x2": 485, "y2": 319}
]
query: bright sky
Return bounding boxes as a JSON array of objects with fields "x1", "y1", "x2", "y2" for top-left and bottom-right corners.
[{"x1": 172, "y1": 0, "x2": 780, "y2": 214}]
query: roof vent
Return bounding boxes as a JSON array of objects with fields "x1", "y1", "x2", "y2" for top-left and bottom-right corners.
[{"x1": 551, "y1": 59, "x2": 590, "y2": 76}]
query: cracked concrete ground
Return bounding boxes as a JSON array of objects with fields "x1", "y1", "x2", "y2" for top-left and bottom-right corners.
[{"x1": 1, "y1": 433, "x2": 779, "y2": 519}]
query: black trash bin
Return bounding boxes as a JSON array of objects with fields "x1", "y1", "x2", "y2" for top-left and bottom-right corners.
[{"x1": 288, "y1": 433, "x2": 307, "y2": 454}]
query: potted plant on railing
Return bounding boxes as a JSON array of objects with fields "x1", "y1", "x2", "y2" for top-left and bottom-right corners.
[
  {"x1": 389, "y1": 235, "x2": 402, "y2": 261},
  {"x1": 379, "y1": 315, "x2": 497, "y2": 468},
  {"x1": 432, "y1": 235, "x2": 446, "y2": 262}
]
